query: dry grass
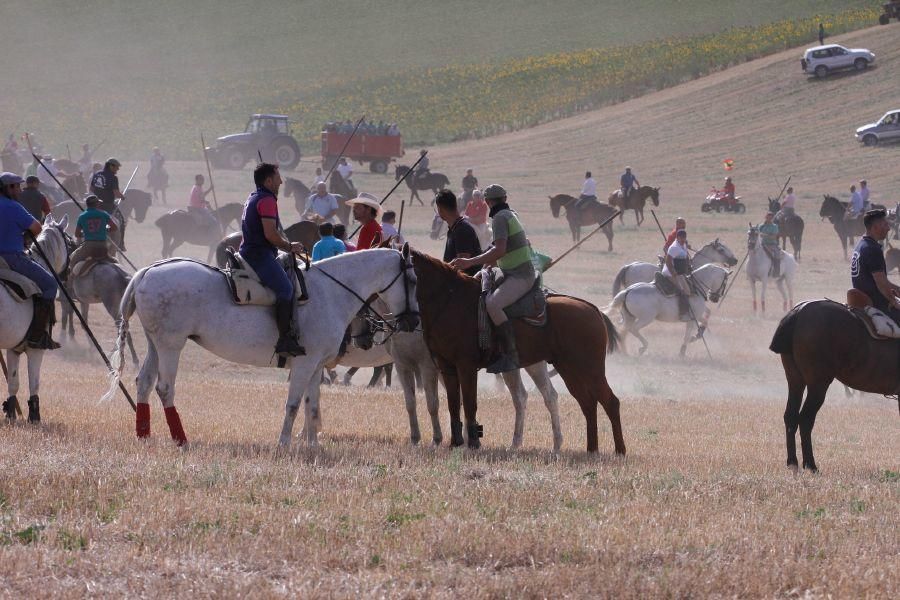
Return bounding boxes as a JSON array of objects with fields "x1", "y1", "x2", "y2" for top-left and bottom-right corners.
[{"x1": 2, "y1": 24, "x2": 900, "y2": 598}]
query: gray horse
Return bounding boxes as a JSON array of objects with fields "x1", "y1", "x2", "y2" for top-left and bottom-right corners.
[{"x1": 61, "y1": 260, "x2": 139, "y2": 364}]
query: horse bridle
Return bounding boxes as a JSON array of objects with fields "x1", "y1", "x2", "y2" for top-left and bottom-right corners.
[{"x1": 313, "y1": 251, "x2": 419, "y2": 335}]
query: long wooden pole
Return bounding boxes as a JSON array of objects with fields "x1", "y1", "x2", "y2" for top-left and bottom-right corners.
[
  {"x1": 543, "y1": 210, "x2": 621, "y2": 272},
  {"x1": 349, "y1": 151, "x2": 427, "y2": 239},
  {"x1": 200, "y1": 132, "x2": 226, "y2": 239},
  {"x1": 397, "y1": 200, "x2": 406, "y2": 235}
]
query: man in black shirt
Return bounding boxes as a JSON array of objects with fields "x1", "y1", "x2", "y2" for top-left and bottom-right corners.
[
  {"x1": 850, "y1": 208, "x2": 900, "y2": 320},
  {"x1": 460, "y1": 168, "x2": 478, "y2": 210},
  {"x1": 90, "y1": 158, "x2": 126, "y2": 249},
  {"x1": 435, "y1": 189, "x2": 482, "y2": 276},
  {"x1": 18, "y1": 176, "x2": 51, "y2": 221}
]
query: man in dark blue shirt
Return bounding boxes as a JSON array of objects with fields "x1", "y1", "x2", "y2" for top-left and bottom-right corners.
[
  {"x1": 850, "y1": 208, "x2": 900, "y2": 320},
  {"x1": 435, "y1": 189, "x2": 482, "y2": 276}
]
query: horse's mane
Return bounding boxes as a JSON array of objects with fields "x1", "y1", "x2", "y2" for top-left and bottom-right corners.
[{"x1": 411, "y1": 250, "x2": 477, "y2": 287}]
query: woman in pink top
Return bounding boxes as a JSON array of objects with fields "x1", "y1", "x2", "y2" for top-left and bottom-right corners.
[
  {"x1": 188, "y1": 174, "x2": 217, "y2": 229},
  {"x1": 464, "y1": 189, "x2": 492, "y2": 249}
]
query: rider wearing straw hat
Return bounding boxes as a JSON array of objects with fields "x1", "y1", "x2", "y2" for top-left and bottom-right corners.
[{"x1": 346, "y1": 193, "x2": 383, "y2": 250}]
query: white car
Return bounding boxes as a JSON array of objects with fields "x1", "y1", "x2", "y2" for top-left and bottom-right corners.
[
  {"x1": 856, "y1": 110, "x2": 900, "y2": 146},
  {"x1": 800, "y1": 44, "x2": 875, "y2": 78}
]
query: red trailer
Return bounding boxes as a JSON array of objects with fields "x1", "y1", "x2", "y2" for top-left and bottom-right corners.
[{"x1": 321, "y1": 131, "x2": 404, "y2": 174}]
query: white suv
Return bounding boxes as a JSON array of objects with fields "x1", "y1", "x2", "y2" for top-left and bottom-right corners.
[{"x1": 801, "y1": 44, "x2": 875, "y2": 78}]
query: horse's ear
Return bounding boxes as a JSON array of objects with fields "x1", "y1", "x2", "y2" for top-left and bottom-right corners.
[
  {"x1": 59, "y1": 214, "x2": 69, "y2": 231},
  {"x1": 402, "y1": 242, "x2": 410, "y2": 259}
]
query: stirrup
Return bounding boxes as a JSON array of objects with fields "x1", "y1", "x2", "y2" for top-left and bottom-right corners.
[
  {"x1": 486, "y1": 353, "x2": 519, "y2": 374},
  {"x1": 275, "y1": 335, "x2": 305, "y2": 357},
  {"x1": 27, "y1": 332, "x2": 60, "y2": 350}
]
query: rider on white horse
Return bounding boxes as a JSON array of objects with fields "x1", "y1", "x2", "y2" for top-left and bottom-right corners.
[
  {"x1": 239, "y1": 163, "x2": 305, "y2": 357},
  {"x1": 663, "y1": 229, "x2": 692, "y2": 320},
  {"x1": 760, "y1": 212, "x2": 781, "y2": 276},
  {"x1": 449, "y1": 184, "x2": 535, "y2": 373},
  {"x1": 0, "y1": 172, "x2": 60, "y2": 349},
  {"x1": 69, "y1": 195, "x2": 117, "y2": 271}
]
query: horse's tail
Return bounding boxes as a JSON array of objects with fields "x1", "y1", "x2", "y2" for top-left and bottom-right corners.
[
  {"x1": 100, "y1": 265, "x2": 149, "y2": 403},
  {"x1": 612, "y1": 265, "x2": 630, "y2": 295},
  {"x1": 604, "y1": 289, "x2": 628, "y2": 316},
  {"x1": 599, "y1": 310, "x2": 621, "y2": 355},
  {"x1": 769, "y1": 302, "x2": 805, "y2": 355}
]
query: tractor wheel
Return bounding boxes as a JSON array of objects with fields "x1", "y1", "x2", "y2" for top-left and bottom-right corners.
[
  {"x1": 854, "y1": 58, "x2": 869, "y2": 71},
  {"x1": 271, "y1": 140, "x2": 301, "y2": 170},
  {"x1": 716, "y1": 204, "x2": 724, "y2": 213},
  {"x1": 814, "y1": 65, "x2": 828, "y2": 78},
  {"x1": 369, "y1": 160, "x2": 389, "y2": 174},
  {"x1": 879, "y1": 14, "x2": 889, "y2": 25},
  {"x1": 863, "y1": 134, "x2": 879, "y2": 147},
  {"x1": 225, "y1": 148, "x2": 247, "y2": 170}
]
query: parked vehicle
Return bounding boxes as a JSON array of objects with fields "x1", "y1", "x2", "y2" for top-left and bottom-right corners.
[
  {"x1": 800, "y1": 44, "x2": 875, "y2": 78},
  {"x1": 206, "y1": 114, "x2": 302, "y2": 170},
  {"x1": 701, "y1": 189, "x2": 745, "y2": 214},
  {"x1": 856, "y1": 109, "x2": 900, "y2": 146},
  {"x1": 880, "y1": 1, "x2": 900, "y2": 25},
  {"x1": 321, "y1": 130, "x2": 404, "y2": 174}
]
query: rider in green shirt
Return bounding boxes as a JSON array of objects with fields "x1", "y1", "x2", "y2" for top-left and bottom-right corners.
[{"x1": 759, "y1": 212, "x2": 781, "y2": 276}]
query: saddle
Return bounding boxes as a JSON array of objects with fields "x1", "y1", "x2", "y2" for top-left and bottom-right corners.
[
  {"x1": 845, "y1": 289, "x2": 900, "y2": 340},
  {"x1": 477, "y1": 267, "x2": 547, "y2": 351},
  {"x1": 0, "y1": 262, "x2": 41, "y2": 303},
  {"x1": 70, "y1": 256, "x2": 118, "y2": 279},
  {"x1": 652, "y1": 272, "x2": 679, "y2": 298},
  {"x1": 222, "y1": 248, "x2": 308, "y2": 307}
]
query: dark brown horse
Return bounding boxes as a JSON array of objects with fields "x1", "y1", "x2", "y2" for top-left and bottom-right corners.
[
  {"x1": 214, "y1": 220, "x2": 320, "y2": 267},
  {"x1": 819, "y1": 195, "x2": 885, "y2": 260},
  {"x1": 768, "y1": 197, "x2": 804, "y2": 261},
  {"x1": 549, "y1": 194, "x2": 616, "y2": 250},
  {"x1": 770, "y1": 299, "x2": 899, "y2": 471},
  {"x1": 395, "y1": 165, "x2": 450, "y2": 206},
  {"x1": 607, "y1": 185, "x2": 660, "y2": 226},
  {"x1": 155, "y1": 203, "x2": 244, "y2": 262},
  {"x1": 411, "y1": 251, "x2": 626, "y2": 454}
]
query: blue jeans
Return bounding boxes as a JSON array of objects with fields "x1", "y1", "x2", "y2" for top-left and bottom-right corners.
[
  {"x1": 0, "y1": 252, "x2": 58, "y2": 300},
  {"x1": 240, "y1": 250, "x2": 292, "y2": 302}
]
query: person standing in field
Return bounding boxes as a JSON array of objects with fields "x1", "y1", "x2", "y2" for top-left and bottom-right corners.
[{"x1": 818, "y1": 23, "x2": 825, "y2": 46}]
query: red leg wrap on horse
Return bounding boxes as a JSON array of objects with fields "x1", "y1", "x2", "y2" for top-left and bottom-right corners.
[
  {"x1": 164, "y1": 406, "x2": 187, "y2": 446},
  {"x1": 136, "y1": 403, "x2": 151, "y2": 438}
]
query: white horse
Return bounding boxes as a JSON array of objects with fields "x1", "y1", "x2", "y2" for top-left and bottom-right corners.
[
  {"x1": 62, "y1": 260, "x2": 139, "y2": 365},
  {"x1": 606, "y1": 263, "x2": 730, "y2": 356},
  {"x1": 321, "y1": 307, "x2": 563, "y2": 450},
  {"x1": 611, "y1": 239, "x2": 739, "y2": 295},
  {"x1": 103, "y1": 246, "x2": 420, "y2": 447},
  {"x1": 745, "y1": 226, "x2": 797, "y2": 313},
  {"x1": 1, "y1": 215, "x2": 70, "y2": 423}
]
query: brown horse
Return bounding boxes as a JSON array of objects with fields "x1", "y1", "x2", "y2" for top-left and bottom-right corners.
[
  {"x1": 768, "y1": 198, "x2": 804, "y2": 261},
  {"x1": 411, "y1": 251, "x2": 626, "y2": 454},
  {"x1": 819, "y1": 195, "x2": 886, "y2": 260},
  {"x1": 607, "y1": 185, "x2": 660, "y2": 226},
  {"x1": 770, "y1": 299, "x2": 899, "y2": 471},
  {"x1": 549, "y1": 194, "x2": 616, "y2": 250},
  {"x1": 395, "y1": 165, "x2": 450, "y2": 206},
  {"x1": 155, "y1": 203, "x2": 244, "y2": 262}
]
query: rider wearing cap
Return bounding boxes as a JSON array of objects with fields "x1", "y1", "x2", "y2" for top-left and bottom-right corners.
[
  {"x1": 0, "y1": 172, "x2": 60, "y2": 349},
  {"x1": 90, "y1": 158, "x2": 127, "y2": 250},
  {"x1": 450, "y1": 184, "x2": 534, "y2": 373},
  {"x1": 239, "y1": 162, "x2": 305, "y2": 358},
  {"x1": 70, "y1": 195, "x2": 117, "y2": 271}
]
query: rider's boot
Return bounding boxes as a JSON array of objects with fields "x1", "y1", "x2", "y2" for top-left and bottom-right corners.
[
  {"x1": 486, "y1": 321, "x2": 520, "y2": 374},
  {"x1": 26, "y1": 298, "x2": 61, "y2": 350},
  {"x1": 274, "y1": 300, "x2": 305, "y2": 357}
]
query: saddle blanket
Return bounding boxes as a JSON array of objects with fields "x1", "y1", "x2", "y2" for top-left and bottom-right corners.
[
  {"x1": 653, "y1": 272, "x2": 678, "y2": 298},
  {"x1": 854, "y1": 306, "x2": 900, "y2": 339},
  {"x1": 71, "y1": 256, "x2": 119, "y2": 279},
  {"x1": 0, "y1": 265, "x2": 42, "y2": 302},
  {"x1": 222, "y1": 249, "x2": 307, "y2": 307},
  {"x1": 477, "y1": 268, "x2": 547, "y2": 351}
]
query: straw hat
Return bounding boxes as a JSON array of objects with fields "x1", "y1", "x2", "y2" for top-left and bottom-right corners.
[{"x1": 345, "y1": 192, "x2": 381, "y2": 215}]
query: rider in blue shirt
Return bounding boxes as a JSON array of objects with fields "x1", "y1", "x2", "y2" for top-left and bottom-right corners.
[
  {"x1": 0, "y1": 172, "x2": 60, "y2": 349},
  {"x1": 620, "y1": 166, "x2": 640, "y2": 201},
  {"x1": 239, "y1": 163, "x2": 305, "y2": 357}
]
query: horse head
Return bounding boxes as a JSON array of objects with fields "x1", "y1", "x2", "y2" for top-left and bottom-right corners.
[
  {"x1": 387, "y1": 243, "x2": 419, "y2": 333},
  {"x1": 395, "y1": 165, "x2": 410, "y2": 181},
  {"x1": 768, "y1": 197, "x2": 780, "y2": 213},
  {"x1": 34, "y1": 214, "x2": 71, "y2": 273},
  {"x1": 820, "y1": 195, "x2": 841, "y2": 220},
  {"x1": 747, "y1": 224, "x2": 760, "y2": 250},
  {"x1": 549, "y1": 195, "x2": 562, "y2": 218},
  {"x1": 649, "y1": 187, "x2": 660, "y2": 206},
  {"x1": 710, "y1": 238, "x2": 739, "y2": 266}
]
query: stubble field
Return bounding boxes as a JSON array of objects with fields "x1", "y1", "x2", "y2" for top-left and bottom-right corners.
[{"x1": 2, "y1": 25, "x2": 899, "y2": 598}]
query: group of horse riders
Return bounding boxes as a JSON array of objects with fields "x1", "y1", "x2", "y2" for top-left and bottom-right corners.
[{"x1": 576, "y1": 166, "x2": 641, "y2": 211}]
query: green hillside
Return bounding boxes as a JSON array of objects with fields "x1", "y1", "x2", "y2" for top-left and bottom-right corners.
[{"x1": 0, "y1": 0, "x2": 881, "y2": 160}]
